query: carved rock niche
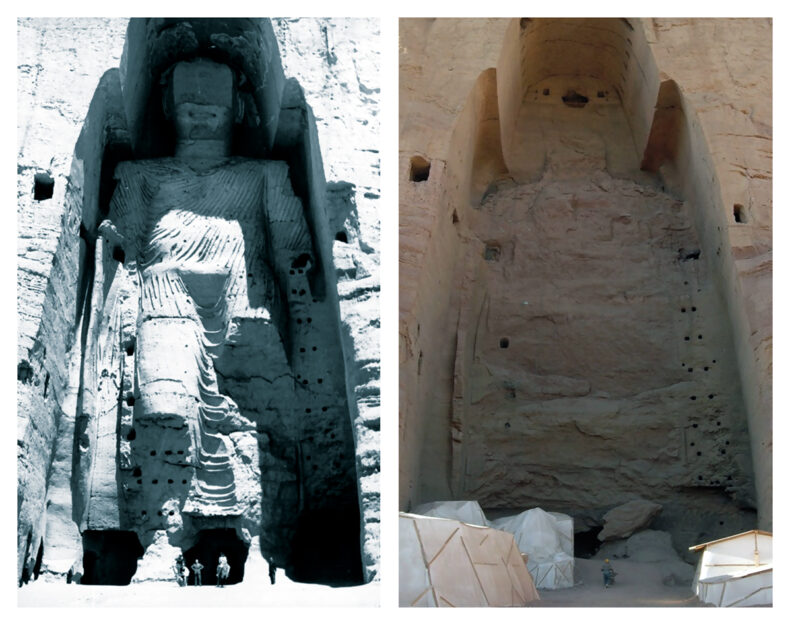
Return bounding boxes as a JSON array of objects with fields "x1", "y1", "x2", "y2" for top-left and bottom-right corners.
[{"x1": 23, "y1": 18, "x2": 370, "y2": 588}]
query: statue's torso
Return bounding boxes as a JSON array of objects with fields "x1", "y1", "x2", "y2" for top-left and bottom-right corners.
[{"x1": 111, "y1": 158, "x2": 279, "y2": 318}]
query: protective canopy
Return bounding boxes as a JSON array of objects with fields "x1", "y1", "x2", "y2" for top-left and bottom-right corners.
[
  {"x1": 491, "y1": 508, "x2": 575, "y2": 589},
  {"x1": 399, "y1": 513, "x2": 540, "y2": 607},
  {"x1": 411, "y1": 501, "x2": 489, "y2": 527},
  {"x1": 690, "y1": 530, "x2": 772, "y2": 607}
]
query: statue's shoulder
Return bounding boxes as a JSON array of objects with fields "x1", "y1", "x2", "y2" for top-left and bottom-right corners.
[
  {"x1": 113, "y1": 158, "x2": 292, "y2": 182},
  {"x1": 225, "y1": 157, "x2": 290, "y2": 177},
  {"x1": 114, "y1": 158, "x2": 187, "y2": 181}
]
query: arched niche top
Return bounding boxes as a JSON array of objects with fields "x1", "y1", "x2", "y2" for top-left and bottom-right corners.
[
  {"x1": 470, "y1": 68, "x2": 508, "y2": 206},
  {"x1": 121, "y1": 18, "x2": 287, "y2": 158},
  {"x1": 519, "y1": 18, "x2": 637, "y2": 101},
  {"x1": 641, "y1": 79, "x2": 684, "y2": 172}
]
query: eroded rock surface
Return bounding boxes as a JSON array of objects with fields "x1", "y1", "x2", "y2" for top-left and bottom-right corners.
[{"x1": 598, "y1": 500, "x2": 663, "y2": 542}]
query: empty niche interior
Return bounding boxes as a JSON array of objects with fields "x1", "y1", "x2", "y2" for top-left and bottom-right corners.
[{"x1": 416, "y1": 18, "x2": 757, "y2": 555}]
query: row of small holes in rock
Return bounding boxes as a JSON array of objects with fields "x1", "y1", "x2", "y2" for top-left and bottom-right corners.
[
  {"x1": 139, "y1": 509, "x2": 176, "y2": 517},
  {"x1": 682, "y1": 362, "x2": 715, "y2": 372},
  {"x1": 696, "y1": 476, "x2": 731, "y2": 488},
  {"x1": 134, "y1": 478, "x2": 187, "y2": 485},
  {"x1": 692, "y1": 445, "x2": 730, "y2": 456},
  {"x1": 295, "y1": 373, "x2": 324, "y2": 385}
]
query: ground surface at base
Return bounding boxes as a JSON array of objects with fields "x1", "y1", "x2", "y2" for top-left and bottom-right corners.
[
  {"x1": 525, "y1": 558, "x2": 707, "y2": 607},
  {"x1": 18, "y1": 572, "x2": 379, "y2": 607}
]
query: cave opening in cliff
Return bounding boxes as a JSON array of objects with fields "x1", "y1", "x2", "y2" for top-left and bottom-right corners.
[
  {"x1": 409, "y1": 156, "x2": 431, "y2": 182},
  {"x1": 80, "y1": 530, "x2": 144, "y2": 585},
  {"x1": 287, "y1": 500, "x2": 364, "y2": 586},
  {"x1": 183, "y1": 529, "x2": 248, "y2": 585},
  {"x1": 33, "y1": 172, "x2": 54, "y2": 201},
  {"x1": 574, "y1": 526, "x2": 604, "y2": 558}
]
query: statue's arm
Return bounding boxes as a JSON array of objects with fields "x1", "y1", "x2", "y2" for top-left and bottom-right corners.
[
  {"x1": 102, "y1": 162, "x2": 147, "y2": 261},
  {"x1": 263, "y1": 162, "x2": 314, "y2": 283}
]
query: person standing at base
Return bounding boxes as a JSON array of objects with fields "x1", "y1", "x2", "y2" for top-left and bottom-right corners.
[
  {"x1": 267, "y1": 556, "x2": 276, "y2": 585},
  {"x1": 601, "y1": 558, "x2": 616, "y2": 588},
  {"x1": 191, "y1": 558, "x2": 204, "y2": 586},
  {"x1": 174, "y1": 555, "x2": 187, "y2": 587},
  {"x1": 216, "y1": 554, "x2": 231, "y2": 587}
]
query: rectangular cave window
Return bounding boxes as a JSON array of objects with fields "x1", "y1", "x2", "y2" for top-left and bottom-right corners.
[
  {"x1": 733, "y1": 204, "x2": 747, "y2": 223},
  {"x1": 33, "y1": 172, "x2": 55, "y2": 201},
  {"x1": 484, "y1": 243, "x2": 501, "y2": 261},
  {"x1": 409, "y1": 156, "x2": 431, "y2": 182}
]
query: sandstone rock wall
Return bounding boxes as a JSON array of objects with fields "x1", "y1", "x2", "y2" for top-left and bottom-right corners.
[
  {"x1": 273, "y1": 19, "x2": 382, "y2": 579},
  {"x1": 399, "y1": 18, "x2": 771, "y2": 551},
  {"x1": 17, "y1": 17, "x2": 128, "y2": 582},
  {"x1": 18, "y1": 17, "x2": 379, "y2": 584}
]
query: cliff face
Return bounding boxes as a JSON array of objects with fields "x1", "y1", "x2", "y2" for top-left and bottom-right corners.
[
  {"x1": 17, "y1": 18, "x2": 379, "y2": 585},
  {"x1": 399, "y1": 18, "x2": 771, "y2": 553}
]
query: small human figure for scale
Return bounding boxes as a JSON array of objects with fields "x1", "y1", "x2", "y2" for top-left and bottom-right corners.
[
  {"x1": 174, "y1": 555, "x2": 187, "y2": 587},
  {"x1": 267, "y1": 556, "x2": 276, "y2": 585},
  {"x1": 216, "y1": 553, "x2": 231, "y2": 587},
  {"x1": 601, "y1": 558, "x2": 616, "y2": 588},
  {"x1": 191, "y1": 558, "x2": 204, "y2": 586}
]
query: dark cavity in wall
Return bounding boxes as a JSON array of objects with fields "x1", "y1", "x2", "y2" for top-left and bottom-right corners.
[
  {"x1": 574, "y1": 526, "x2": 604, "y2": 558},
  {"x1": 17, "y1": 360, "x2": 33, "y2": 384},
  {"x1": 733, "y1": 204, "x2": 747, "y2": 224},
  {"x1": 409, "y1": 156, "x2": 431, "y2": 182},
  {"x1": 484, "y1": 243, "x2": 501, "y2": 260},
  {"x1": 562, "y1": 90, "x2": 589, "y2": 108},
  {"x1": 80, "y1": 530, "x2": 144, "y2": 585},
  {"x1": 33, "y1": 172, "x2": 54, "y2": 201},
  {"x1": 287, "y1": 500, "x2": 364, "y2": 586},
  {"x1": 183, "y1": 529, "x2": 248, "y2": 585}
]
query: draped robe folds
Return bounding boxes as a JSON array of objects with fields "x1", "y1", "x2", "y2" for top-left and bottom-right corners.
[{"x1": 79, "y1": 158, "x2": 312, "y2": 525}]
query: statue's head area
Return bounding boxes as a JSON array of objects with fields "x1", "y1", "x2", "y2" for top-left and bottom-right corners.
[{"x1": 163, "y1": 58, "x2": 240, "y2": 157}]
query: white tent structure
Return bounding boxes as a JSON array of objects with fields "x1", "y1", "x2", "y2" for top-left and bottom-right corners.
[
  {"x1": 400, "y1": 513, "x2": 540, "y2": 607},
  {"x1": 490, "y1": 508, "x2": 575, "y2": 589},
  {"x1": 411, "y1": 500, "x2": 489, "y2": 527},
  {"x1": 689, "y1": 530, "x2": 772, "y2": 607}
]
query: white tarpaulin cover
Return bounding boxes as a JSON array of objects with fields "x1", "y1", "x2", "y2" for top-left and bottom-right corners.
[
  {"x1": 491, "y1": 508, "x2": 575, "y2": 589},
  {"x1": 399, "y1": 512, "x2": 540, "y2": 607},
  {"x1": 690, "y1": 530, "x2": 772, "y2": 607},
  {"x1": 411, "y1": 500, "x2": 489, "y2": 527}
]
